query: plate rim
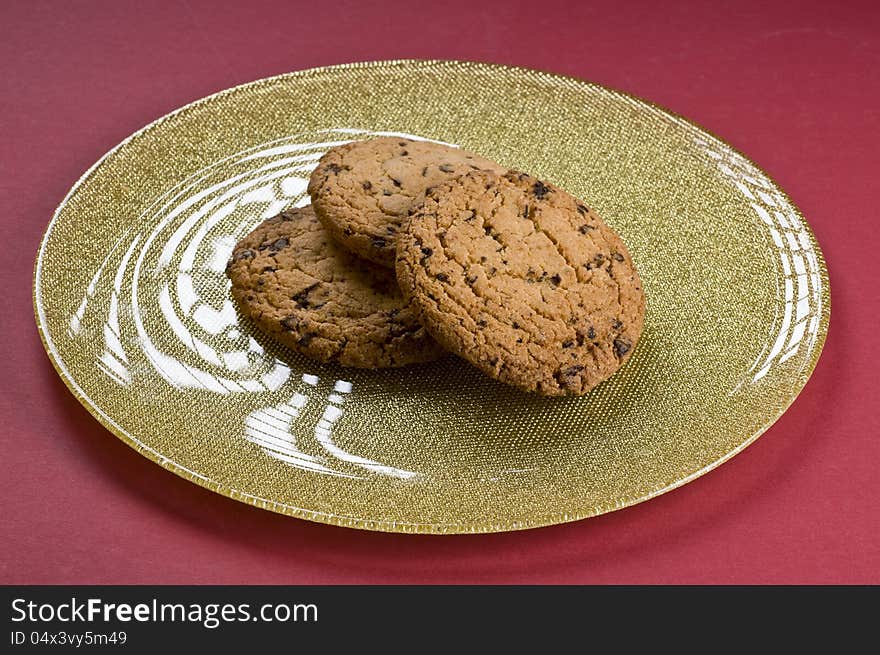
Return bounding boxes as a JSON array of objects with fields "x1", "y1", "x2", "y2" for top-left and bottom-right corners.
[{"x1": 32, "y1": 59, "x2": 832, "y2": 534}]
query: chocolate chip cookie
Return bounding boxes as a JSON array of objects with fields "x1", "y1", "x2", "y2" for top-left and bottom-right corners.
[
  {"x1": 396, "y1": 170, "x2": 645, "y2": 396},
  {"x1": 226, "y1": 206, "x2": 445, "y2": 368},
  {"x1": 307, "y1": 136, "x2": 504, "y2": 268}
]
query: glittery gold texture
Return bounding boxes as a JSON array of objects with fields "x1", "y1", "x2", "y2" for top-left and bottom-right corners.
[{"x1": 33, "y1": 60, "x2": 830, "y2": 533}]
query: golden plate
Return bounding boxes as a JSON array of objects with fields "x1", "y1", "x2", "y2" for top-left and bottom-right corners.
[{"x1": 33, "y1": 60, "x2": 830, "y2": 533}]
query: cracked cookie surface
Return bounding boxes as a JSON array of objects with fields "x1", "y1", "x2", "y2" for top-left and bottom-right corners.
[
  {"x1": 226, "y1": 206, "x2": 445, "y2": 368},
  {"x1": 307, "y1": 136, "x2": 504, "y2": 268},
  {"x1": 396, "y1": 170, "x2": 645, "y2": 396}
]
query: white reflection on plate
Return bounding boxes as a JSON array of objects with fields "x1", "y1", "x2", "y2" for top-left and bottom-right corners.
[
  {"x1": 693, "y1": 137, "x2": 824, "y2": 391},
  {"x1": 65, "y1": 129, "x2": 434, "y2": 479}
]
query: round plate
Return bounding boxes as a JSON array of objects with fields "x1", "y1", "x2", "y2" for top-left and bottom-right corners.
[{"x1": 34, "y1": 60, "x2": 830, "y2": 533}]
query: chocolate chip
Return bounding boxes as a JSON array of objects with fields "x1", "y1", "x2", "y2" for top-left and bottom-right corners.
[
  {"x1": 512, "y1": 322, "x2": 520, "y2": 329},
  {"x1": 613, "y1": 252, "x2": 625, "y2": 262},
  {"x1": 466, "y1": 275, "x2": 477, "y2": 284},
  {"x1": 343, "y1": 227, "x2": 354, "y2": 236},
  {"x1": 523, "y1": 204, "x2": 532, "y2": 219},
  {"x1": 280, "y1": 315, "x2": 299, "y2": 331},
  {"x1": 398, "y1": 141, "x2": 408, "y2": 146},
  {"x1": 421, "y1": 166, "x2": 428, "y2": 176},
  {"x1": 576, "y1": 203, "x2": 589, "y2": 215},
  {"x1": 578, "y1": 224, "x2": 593, "y2": 234},
  {"x1": 587, "y1": 326, "x2": 596, "y2": 340},
  {"x1": 391, "y1": 178, "x2": 402, "y2": 187},
  {"x1": 291, "y1": 282, "x2": 320, "y2": 308},
  {"x1": 477, "y1": 319, "x2": 488, "y2": 328},
  {"x1": 550, "y1": 274, "x2": 562, "y2": 286},
  {"x1": 489, "y1": 267, "x2": 498, "y2": 276},
  {"x1": 562, "y1": 340, "x2": 574, "y2": 348},
  {"x1": 532, "y1": 181, "x2": 551, "y2": 199},
  {"x1": 439, "y1": 164, "x2": 455, "y2": 173},
  {"x1": 264, "y1": 237, "x2": 288, "y2": 252},
  {"x1": 436, "y1": 273, "x2": 449, "y2": 283},
  {"x1": 561, "y1": 365, "x2": 584, "y2": 377},
  {"x1": 298, "y1": 332, "x2": 317, "y2": 347},
  {"x1": 326, "y1": 163, "x2": 348, "y2": 174},
  {"x1": 389, "y1": 323, "x2": 409, "y2": 337},
  {"x1": 233, "y1": 248, "x2": 255, "y2": 261},
  {"x1": 260, "y1": 266, "x2": 276, "y2": 273},
  {"x1": 372, "y1": 237, "x2": 387, "y2": 249},
  {"x1": 383, "y1": 190, "x2": 392, "y2": 196},
  {"x1": 362, "y1": 181, "x2": 372, "y2": 190},
  {"x1": 480, "y1": 256, "x2": 488, "y2": 263},
  {"x1": 612, "y1": 319, "x2": 623, "y2": 330},
  {"x1": 516, "y1": 337, "x2": 523, "y2": 343},
  {"x1": 613, "y1": 338, "x2": 631, "y2": 357},
  {"x1": 401, "y1": 150, "x2": 408, "y2": 156}
]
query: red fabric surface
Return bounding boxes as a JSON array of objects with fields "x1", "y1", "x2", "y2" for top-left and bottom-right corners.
[{"x1": 2, "y1": 0, "x2": 878, "y2": 584}]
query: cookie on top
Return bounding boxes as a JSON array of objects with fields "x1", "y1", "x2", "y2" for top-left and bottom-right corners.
[{"x1": 395, "y1": 170, "x2": 645, "y2": 396}]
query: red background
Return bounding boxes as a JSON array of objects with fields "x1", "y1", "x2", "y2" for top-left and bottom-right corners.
[{"x1": 2, "y1": 0, "x2": 878, "y2": 584}]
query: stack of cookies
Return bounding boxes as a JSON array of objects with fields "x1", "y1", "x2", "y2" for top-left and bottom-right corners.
[{"x1": 226, "y1": 137, "x2": 645, "y2": 396}]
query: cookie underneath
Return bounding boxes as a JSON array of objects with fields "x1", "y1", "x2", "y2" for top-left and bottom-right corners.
[
  {"x1": 308, "y1": 136, "x2": 504, "y2": 268},
  {"x1": 226, "y1": 206, "x2": 445, "y2": 368},
  {"x1": 396, "y1": 170, "x2": 645, "y2": 396}
]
